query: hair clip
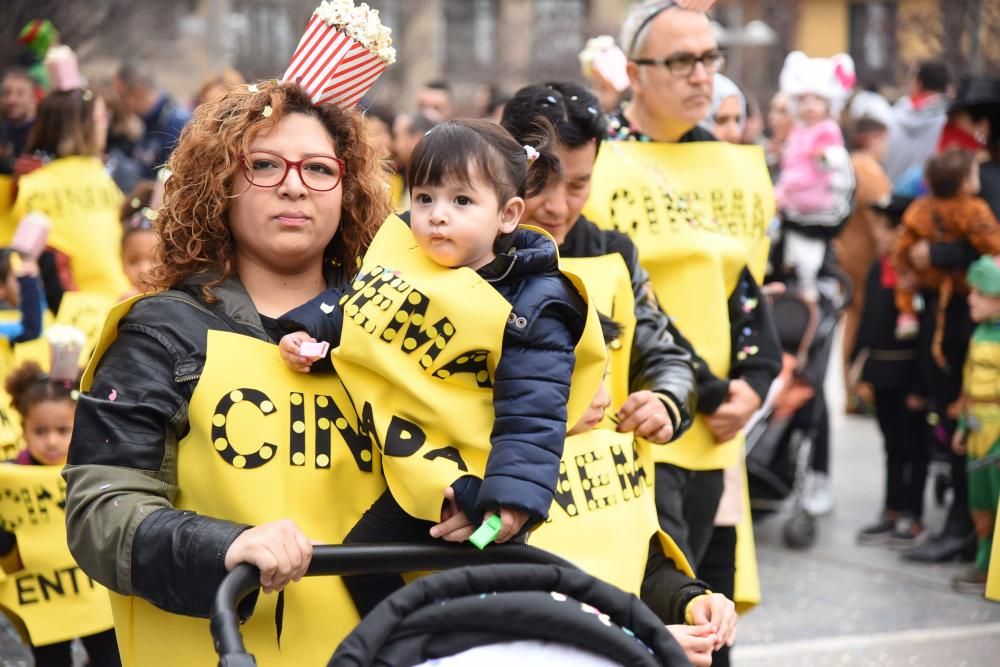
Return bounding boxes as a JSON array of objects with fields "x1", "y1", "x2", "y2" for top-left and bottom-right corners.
[
  {"x1": 81, "y1": 89, "x2": 93, "y2": 101},
  {"x1": 545, "y1": 96, "x2": 558, "y2": 105},
  {"x1": 523, "y1": 145, "x2": 540, "y2": 164},
  {"x1": 570, "y1": 96, "x2": 579, "y2": 101}
]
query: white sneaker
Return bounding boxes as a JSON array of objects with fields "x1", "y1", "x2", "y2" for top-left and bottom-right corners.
[{"x1": 802, "y1": 472, "x2": 834, "y2": 516}]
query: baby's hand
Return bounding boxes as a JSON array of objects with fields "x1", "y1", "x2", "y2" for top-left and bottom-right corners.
[
  {"x1": 279, "y1": 331, "x2": 318, "y2": 373},
  {"x1": 485, "y1": 507, "x2": 531, "y2": 543}
]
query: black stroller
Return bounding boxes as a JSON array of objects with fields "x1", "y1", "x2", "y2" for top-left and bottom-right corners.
[
  {"x1": 211, "y1": 544, "x2": 692, "y2": 666},
  {"x1": 745, "y1": 267, "x2": 852, "y2": 549}
]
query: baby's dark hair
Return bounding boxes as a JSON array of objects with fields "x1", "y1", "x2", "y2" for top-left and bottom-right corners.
[
  {"x1": 598, "y1": 312, "x2": 623, "y2": 346},
  {"x1": 121, "y1": 180, "x2": 158, "y2": 245},
  {"x1": 5, "y1": 361, "x2": 79, "y2": 419},
  {"x1": 409, "y1": 118, "x2": 556, "y2": 251},
  {"x1": 925, "y1": 148, "x2": 977, "y2": 198}
]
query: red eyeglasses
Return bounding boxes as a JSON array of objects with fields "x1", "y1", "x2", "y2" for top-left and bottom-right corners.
[{"x1": 241, "y1": 150, "x2": 346, "y2": 192}]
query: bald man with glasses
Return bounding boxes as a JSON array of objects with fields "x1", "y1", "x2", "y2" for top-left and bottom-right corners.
[{"x1": 605, "y1": 1, "x2": 782, "y2": 586}]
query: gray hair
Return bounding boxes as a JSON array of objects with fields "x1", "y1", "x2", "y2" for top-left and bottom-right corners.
[
  {"x1": 116, "y1": 62, "x2": 157, "y2": 91},
  {"x1": 705, "y1": 74, "x2": 746, "y2": 133},
  {"x1": 620, "y1": 1, "x2": 677, "y2": 58}
]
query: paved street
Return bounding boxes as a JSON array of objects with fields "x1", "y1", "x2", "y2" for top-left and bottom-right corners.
[
  {"x1": 3, "y1": 395, "x2": 999, "y2": 666},
  {"x1": 733, "y1": 412, "x2": 1000, "y2": 666}
]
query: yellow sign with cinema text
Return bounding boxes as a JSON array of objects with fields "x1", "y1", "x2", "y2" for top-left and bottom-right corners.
[
  {"x1": 529, "y1": 429, "x2": 693, "y2": 594},
  {"x1": 583, "y1": 141, "x2": 774, "y2": 471},
  {"x1": 333, "y1": 217, "x2": 606, "y2": 522},
  {"x1": 989, "y1": 507, "x2": 1000, "y2": 602},
  {"x1": 83, "y1": 296, "x2": 386, "y2": 666},
  {"x1": 8, "y1": 156, "x2": 130, "y2": 298},
  {"x1": 0, "y1": 464, "x2": 114, "y2": 646},
  {"x1": 561, "y1": 254, "x2": 635, "y2": 417}
]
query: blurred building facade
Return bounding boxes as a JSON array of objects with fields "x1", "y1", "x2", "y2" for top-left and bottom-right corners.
[{"x1": 25, "y1": 0, "x2": 995, "y2": 115}]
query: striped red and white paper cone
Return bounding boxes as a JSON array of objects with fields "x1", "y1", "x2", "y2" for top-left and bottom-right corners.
[{"x1": 281, "y1": 14, "x2": 387, "y2": 108}]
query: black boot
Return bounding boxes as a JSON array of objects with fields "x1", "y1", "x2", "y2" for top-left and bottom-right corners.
[{"x1": 901, "y1": 530, "x2": 975, "y2": 563}]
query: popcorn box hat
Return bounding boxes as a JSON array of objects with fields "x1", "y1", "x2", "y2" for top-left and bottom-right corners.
[
  {"x1": 282, "y1": 0, "x2": 396, "y2": 109},
  {"x1": 579, "y1": 35, "x2": 630, "y2": 93},
  {"x1": 44, "y1": 45, "x2": 84, "y2": 93}
]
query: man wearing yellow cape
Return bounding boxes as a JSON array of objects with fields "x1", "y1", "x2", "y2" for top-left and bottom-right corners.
[{"x1": 501, "y1": 81, "x2": 741, "y2": 663}]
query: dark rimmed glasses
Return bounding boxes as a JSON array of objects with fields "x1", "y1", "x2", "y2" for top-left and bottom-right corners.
[
  {"x1": 631, "y1": 50, "x2": 726, "y2": 77},
  {"x1": 241, "y1": 150, "x2": 346, "y2": 192}
]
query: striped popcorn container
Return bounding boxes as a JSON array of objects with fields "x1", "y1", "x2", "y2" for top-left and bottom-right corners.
[
  {"x1": 579, "y1": 36, "x2": 630, "y2": 93},
  {"x1": 592, "y1": 45, "x2": 630, "y2": 93},
  {"x1": 282, "y1": 1, "x2": 396, "y2": 109}
]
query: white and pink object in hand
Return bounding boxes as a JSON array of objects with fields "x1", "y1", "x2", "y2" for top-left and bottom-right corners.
[
  {"x1": 11, "y1": 213, "x2": 51, "y2": 259},
  {"x1": 44, "y1": 45, "x2": 85, "y2": 93},
  {"x1": 298, "y1": 340, "x2": 330, "y2": 360}
]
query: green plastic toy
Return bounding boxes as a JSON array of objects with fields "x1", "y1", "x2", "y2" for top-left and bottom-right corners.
[{"x1": 469, "y1": 514, "x2": 502, "y2": 550}]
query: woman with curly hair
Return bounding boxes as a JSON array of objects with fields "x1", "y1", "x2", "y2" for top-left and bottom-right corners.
[{"x1": 61, "y1": 81, "x2": 392, "y2": 665}]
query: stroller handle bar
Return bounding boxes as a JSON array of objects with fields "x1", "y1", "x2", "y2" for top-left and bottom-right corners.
[{"x1": 211, "y1": 543, "x2": 577, "y2": 666}]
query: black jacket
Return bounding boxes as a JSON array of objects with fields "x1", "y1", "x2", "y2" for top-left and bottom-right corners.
[
  {"x1": 64, "y1": 276, "x2": 321, "y2": 617},
  {"x1": 851, "y1": 259, "x2": 918, "y2": 390},
  {"x1": 559, "y1": 215, "x2": 695, "y2": 434},
  {"x1": 282, "y1": 228, "x2": 586, "y2": 525}
]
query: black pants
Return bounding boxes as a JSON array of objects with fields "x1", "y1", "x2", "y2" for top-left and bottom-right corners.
[
  {"x1": 697, "y1": 525, "x2": 737, "y2": 667},
  {"x1": 341, "y1": 489, "x2": 442, "y2": 617},
  {"x1": 654, "y1": 464, "x2": 725, "y2": 571},
  {"x1": 873, "y1": 388, "x2": 929, "y2": 519},
  {"x1": 33, "y1": 629, "x2": 121, "y2": 667},
  {"x1": 944, "y1": 439, "x2": 973, "y2": 535},
  {"x1": 917, "y1": 291, "x2": 975, "y2": 536}
]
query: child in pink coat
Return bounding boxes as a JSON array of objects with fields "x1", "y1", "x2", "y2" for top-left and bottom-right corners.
[{"x1": 775, "y1": 51, "x2": 857, "y2": 301}]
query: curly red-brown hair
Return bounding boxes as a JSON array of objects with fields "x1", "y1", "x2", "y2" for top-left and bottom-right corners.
[{"x1": 151, "y1": 81, "x2": 391, "y2": 301}]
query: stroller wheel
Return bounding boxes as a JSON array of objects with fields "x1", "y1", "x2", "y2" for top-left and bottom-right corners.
[{"x1": 783, "y1": 511, "x2": 818, "y2": 549}]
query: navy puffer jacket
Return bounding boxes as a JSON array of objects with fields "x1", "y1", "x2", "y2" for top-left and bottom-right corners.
[
  {"x1": 281, "y1": 228, "x2": 586, "y2": 527},
  {"x1": 471, "y1": 228, "x2": 586, "y2": 524}
]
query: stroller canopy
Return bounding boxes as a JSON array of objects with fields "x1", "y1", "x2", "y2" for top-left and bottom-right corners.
[{"x1": 328, "y1": 563, "x2": 691, "y2": 667}]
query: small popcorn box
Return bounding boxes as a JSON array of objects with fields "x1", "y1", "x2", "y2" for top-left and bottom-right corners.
[
  {"x1": 46, "y1": 325, "x2": 86, "y2": 384},
  {"x1": 298, "y1": 340, "x2": 330, "y2": 360},
  {"x1": 10, "y1": 212, "x2": 51, "y2": 259},
  {"x1": 592, "y1": 45, "x2": 630, "y2": 93},
  {"x1": 45, "y1": 45, "x2": 85, "y2": 93},
  {"x1": 282, "y1": 1, "x2": 396, "y2": 109}
]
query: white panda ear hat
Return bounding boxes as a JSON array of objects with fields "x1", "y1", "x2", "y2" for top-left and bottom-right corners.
[{"x1": 779, "y1": 50, "x2": 856, "y2": 117}]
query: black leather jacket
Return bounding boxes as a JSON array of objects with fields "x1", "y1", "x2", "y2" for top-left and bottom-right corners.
[{"x1": 64, "y1": 276, "x2": 311, "y2": 618}]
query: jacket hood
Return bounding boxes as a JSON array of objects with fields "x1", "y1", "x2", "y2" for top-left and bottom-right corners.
[
  {"x1": 893, "y1": 94, "x2": 950, "y2": 134},
  {"x1": 478, "y1": 227, "x2": 559, "y2": 284}
]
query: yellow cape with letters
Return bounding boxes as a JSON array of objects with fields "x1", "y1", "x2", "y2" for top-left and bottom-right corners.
[
  {"x1": 333, "y1": 217, "x2": 607, "y2": 522},
  {"x1": 83, "y1": 298, "x2": 386, "y2": 666},
  {"x1": 530, "y1": 429, "x2": 694, "y2": 593},
  {"x1": 0, "y1": 464, "x2": 114, "y2": 646},
  {"x1": 582, "y1": 140, "x2": 774, "y2": 471},
  {"x1": 6, "y1": 156, "x2": 130, "y2": 298}
]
